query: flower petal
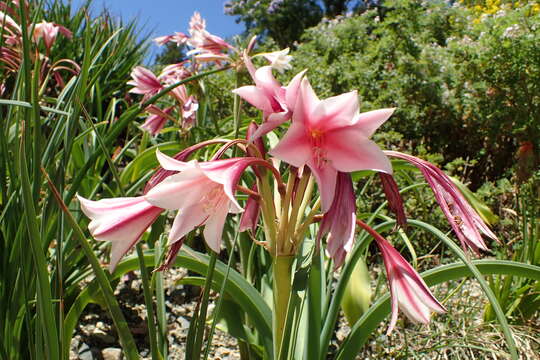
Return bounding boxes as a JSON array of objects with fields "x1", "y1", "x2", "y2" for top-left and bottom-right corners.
[
  {"x1": 254, "y1": 66, "x2": 281, "y2": 93},
  {"x1": 155, "y1": 149, "x2": 196, "y2": 172},
  {"x1": 249, "y1": 111, "x2": 289, "y2": 140},
  {"x1": 285, "y1": 69, "x2": 307, "y2": 111},
  {"x1": 168, "y1": 204, "x2": 208, "y2": 243},
  {"x1": 311, "y1": 90, "x2": 359, "y2": 130},
  {"x1": 145, "y1": 167, "x2": 210, "y2": 210},
  {"x1": 352, "y1": 108, "x2": 395, "y2": 138},
  {"x1": 269, "y1": 122, "x2": 311, "y2": 168},
  {"x1": 325, "y1": 127, "x2": 392, "y2": 174},
  {"x1": 77, "y1": 195, "x2": 162, "y2": 271},
  {"x1": 293, "y1": 77, "x2": 319, "y2": 125},
  {"x1": 203, "y1": 198, "x2": 230, "y2": 252},
  {"x1": 232, "y1": 85, "x2": 273, "y2": 113},
  {"x1": 307, "y1": 158, "x2": 337, "y2": 212}
]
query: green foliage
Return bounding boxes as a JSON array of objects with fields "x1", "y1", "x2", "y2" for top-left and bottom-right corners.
[
  {"x1": 224, "y1": 0, "x2": 324, "y2": 47},
  {"x1": 484, "y1": 171, "x2": 540, "y2": 322},
  {"x1": 1, "y1": 1, "x2": 537, "y2": 359},
  {"x1": 293, "y1": 0, "x2": 540, "y2": 185},
  {"x1": 155, "y1": 42, "x2": 187, "y2": 65},
  {"x1": 0, "y1": 1, "x2": 149, "y2": 358}
]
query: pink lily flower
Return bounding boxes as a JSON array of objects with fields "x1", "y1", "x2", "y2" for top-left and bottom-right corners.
[
  {"x1": 317, "y1": 172, "x2": 356, "y2": 268},
  {"x1": 158, "y1": 62, "x2": 192, "y2": 82},
  {"x1": 181, "y1": 95, "x2": 198, "y2": 129},
  {"x1": 233, "y1": 52, "x2": 305, "y2": 140},
  {"x1": 239, "y1": 184, "x2": 261, "y2": 233},
  {"x1": 270, "y1": 77, "x2": 395, "y2": 211},
  {"x1": 1, "y1": 10, "x2": 21, "y2": 34},
  {"x1": 0, "y1": 10, "x2": 22, "y2": 47},
  {"x1": 153, "y1": 74, "x2": 198, "y2": 130},
  {"x1": 379, "y1": 173, "x2": 407, "y2": 228},
  {"x1": 141, "y1": 105, "x2": 174, "y2": 136},
  {"x1": 385, "y1": 151, "x2": 497, "y2": 254},
  {"x1": 77, "y1": 195, "x2": 163, "y2": 271},
  {"x1": 186, "y1": 12, "x2": 234, "y2": 56},
  {"x1": 145, "y1": 151, "x2": 250, "y2": 252},
  {"x1": 357, "y1": 219, "x2": 445, "y2": 334},
  {"x1": 32, "y1": 20, "x2": 72, "y2": 52},
  {"x1": 143, "y1": 139, "x2": 231, "y2": 195},
  {"x1": 127, "y1": 66, "x2": 163, "y2": 98},
  {"x1": 153, "y1": 32, "x2": 188, "y2": 46},
  {"x1": 376, "y1": 233, "x2": 446, "y2": 334}
]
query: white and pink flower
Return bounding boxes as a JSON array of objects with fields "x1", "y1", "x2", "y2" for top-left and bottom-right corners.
[
  {"x1": 77, "y1": 195, "x2": 163, "y2": 271},
  {"x1": 357, "y1": 219, "x2": 446, "y2": 334},
  {"x1": 270, "y1": 77, "x2": 394, "y2": 211},
  {"x1": 127, "y1": 66, "x2": 163, "y2": 98},
  {"x1": 385, "y1": 151, "x2": 497, "y2": 253},
  {"x1": 33, "y1": 20, "x2": 72, "y2": 52},
  {"x1": 233, "y1": 52, "x2": 305, "y2": 139}
]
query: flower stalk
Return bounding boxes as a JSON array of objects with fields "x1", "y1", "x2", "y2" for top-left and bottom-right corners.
[{"x1": 272, "y1": 254, "x2": 294, "y2": 358}]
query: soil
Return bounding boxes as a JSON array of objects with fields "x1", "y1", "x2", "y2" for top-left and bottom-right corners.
[{"x1": 70, "y1": 267, "x2": 540, "y2": 360}]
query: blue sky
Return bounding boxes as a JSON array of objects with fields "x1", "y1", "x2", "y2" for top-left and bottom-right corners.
[{"x1": 71, "y1": 0, "x2": 244, "y2": 59}]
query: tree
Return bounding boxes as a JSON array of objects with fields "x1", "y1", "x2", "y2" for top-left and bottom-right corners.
[
  {"x1": 155, "y1": 42, "x2": 187, "y2": 65},
  {"x1": 225, "y1": 0, "x2": 366, "y2": 48}
]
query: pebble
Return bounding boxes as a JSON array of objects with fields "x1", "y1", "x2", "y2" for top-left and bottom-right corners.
[
  {"x1": 102, "y1": 347, "x2": 122, "y2": 360},
  {"x1": 78, "y1": 343, "x2": 94, "y2": 360},
  {"x1": 92, "y1": 328, "x2": 116, "y2": 344}
]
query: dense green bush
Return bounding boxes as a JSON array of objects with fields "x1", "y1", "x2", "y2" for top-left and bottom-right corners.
[{"x1": 292, "y1": 0, "x2": 540, "y2": 186}]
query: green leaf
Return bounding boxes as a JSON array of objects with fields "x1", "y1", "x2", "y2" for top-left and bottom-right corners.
[
  {"x1": 62, "y1": 247, "x2": 273, "y2": 358},
  {"x1": 340, "y1": 258, "x2": 371, "y2": 326},
  {"x1": 336, "y1": 259, "x2": 540, "y2": 360},
  {"x1": 120, "y1": 142, "x2": 182, "y2": 185}
]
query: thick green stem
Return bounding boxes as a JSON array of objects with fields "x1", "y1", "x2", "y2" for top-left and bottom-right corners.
[{"x1": 272, "y1": 255, "x2": 293, "y2": 359}]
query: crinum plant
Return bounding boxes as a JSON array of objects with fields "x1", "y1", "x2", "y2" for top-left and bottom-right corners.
[{"x1": 75, "y1": 12, "x2": 519, "y2": 360}]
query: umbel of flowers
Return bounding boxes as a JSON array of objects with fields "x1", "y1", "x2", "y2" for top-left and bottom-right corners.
[
  {"x1": 1, "y1": 1, "x2": 77, "y2": 93},
  {"x1": 78, "y1": 12, "x2": 497, "y2": 357}
]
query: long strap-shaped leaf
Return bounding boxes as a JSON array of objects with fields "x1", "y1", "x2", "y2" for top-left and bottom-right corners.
[
  {"x1": 406, "y1": 219, "x2": 518, "y2": 360},
  {"x1": 43, "y1": 171, "x2": 140, "y2": 360},
  {"x1": 63, "y1": 248, "x2": 273, "y2": 357},
  {"x1": 335, "y1": 259, "x2": 540, "y2": 359}
]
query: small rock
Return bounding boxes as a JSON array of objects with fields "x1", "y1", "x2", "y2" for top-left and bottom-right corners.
[
  {"x1": 177, "y1": 316, "x2": 190, "y2": 329},
  {"x1": 70, "y1": 336, "x2": 80, "y2": 351},
  {"x1": 78, "y1": 343, "x2": 94, "y2": 360},
  {"x1": 92, "y1": 328, "x2": 116, "y2": 344},
  {"x1": 102, "y1": 347, "x2": 122, "y2": 360}
]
